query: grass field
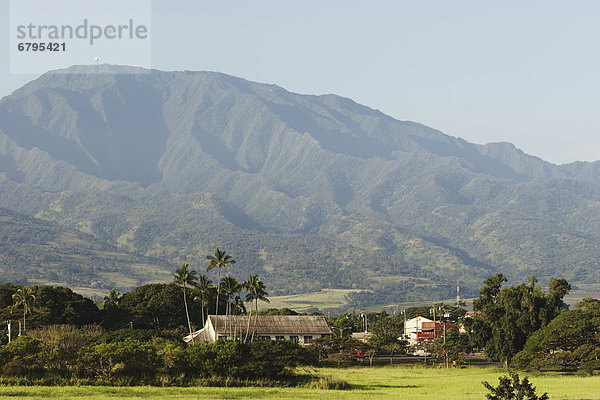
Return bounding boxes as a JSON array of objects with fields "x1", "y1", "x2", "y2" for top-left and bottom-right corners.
[
  {"x1": 1, "y1": 365, "x2": 599, "y2": 399},
  {"x1": 262, "y1": 285, "x2": 600, "y2": 314},
  {"x1": 260, "y1": 289, "x2": 363, "y2": 312}
]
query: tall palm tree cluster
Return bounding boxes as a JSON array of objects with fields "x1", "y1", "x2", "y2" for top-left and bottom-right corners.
[
  {"x1": 11, "y1": 285, "x2": 35, "y2": 333},
  {"x1": 173, "y1": 247, "x2": 270, "y2": 343}
]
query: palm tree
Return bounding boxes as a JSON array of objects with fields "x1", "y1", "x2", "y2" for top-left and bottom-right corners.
[
  {"x1": 174, "y1": 263, "x2": 199, "y2": 342},
  {"x1": 252, "y1": 279, "x2": 269, "y2": 342},
  {"x1": 243, "y1": 275, "x2": 270, "y2": 342},
  {"x1": 102, "y1": 289, "x2": 123, "y2": 330},
  {"x1": 103, "y1": 289, "x2": 121, "y2": 310},
  {"x1": 243, "y1": 275, "x2": 259, "y2": 342},
  {"x1": 193, "y1": 275, "x2": 214, "y2": 328},
  {"x1": 231, "y1": 295, "x2": 246, "y2": 316},
  {"x1": 221, "y1": 276, "x2": 242, "y2": 316},
  {"x1": 206, "y1": 248, "x2": 235, "y2": 337},
  {"x1": 221, "y1": 276, "x2": 242, "y2": 339},
  {"x1": 12, "y1": 285, "x2": 35, "y2": 333}
]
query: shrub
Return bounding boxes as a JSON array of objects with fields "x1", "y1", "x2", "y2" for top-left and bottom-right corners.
[
  {"x1": 184, "y1": 339, "x2": 316, "y2": 381},
  {"x1": 0, "y1": 329, "x2": 315, "y2": 386},
  {"x1": 310, "y1": 376, "x2": 349, "y2": 390},
  {"x1": 0, "y1": 336, "x2": 45, "y2": 378},
  {"x1": 482, "y1": 371, "x2": 548, "y2": 400},
  {"x1": 79, "y1": 329, "x2": 184, "y2": 383},
  {"x1": 243, "y1": 339, "x2": 317, "y2": 379}
]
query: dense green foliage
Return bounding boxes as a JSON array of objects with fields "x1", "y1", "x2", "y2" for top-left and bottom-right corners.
[
  {"x1": 0, "y1": 282, "x2": 224, "y2": 333},
  {"x1": 0, "y1": 283, "x2": 100, "y2": 331},
  {"x1": 431, "y1": 330, "x2": 471, "y2": 367},
  {"x1": 310, "y1": 336, "x2": 369, "y2": 365},
  {"x1": 0, "y1": 208, "x2": 170, "y2": 291},
  {"x1": 469, "y1": 274, "x2": 570, "y2": 366},
  {"x1": 0, "y1": 328, "x2": 316, "y2": 385},
  {"x1": 113, "y1": 283, "x2": 194, "y2": 331},
  {"x1": 368, "y1": 313, "x2": 404, "y2": 349},
  {"x1": 0, "y1": 67, "x2": 598, "y2": 307},
  {"x1": 0, "y1": 274, "x2": 598, "y2": 390},
  {"x1": 513, "y1": 298, "x2": 600, "y2": 373},
  {"x1": 482, "y1": 371, "x2": 548, "y2": 400}
]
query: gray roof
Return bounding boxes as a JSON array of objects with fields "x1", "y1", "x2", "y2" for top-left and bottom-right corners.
[{"x1": 208, "y1": 315, "x2": 332, "y2": 335}]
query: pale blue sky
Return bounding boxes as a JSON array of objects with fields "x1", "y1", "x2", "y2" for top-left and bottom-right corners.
[{"x1": 1, "y1": 0, "x2": 599, "y2": 164}]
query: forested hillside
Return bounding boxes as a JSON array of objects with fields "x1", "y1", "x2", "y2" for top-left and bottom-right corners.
[
  {"x1": 0, "y1": 65, "x2": 598, "y2": 306},
  {"x1": 0, "y1": 208, "x2": 170, "y2": 295}
]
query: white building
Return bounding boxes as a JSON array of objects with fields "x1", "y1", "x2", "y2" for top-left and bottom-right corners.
[
  {"x1": 183, "y1": 315, "x2": 332, "y2": 345},
  {"x1": 402, "y1": 316, "x2": 458, "y2": 346}
]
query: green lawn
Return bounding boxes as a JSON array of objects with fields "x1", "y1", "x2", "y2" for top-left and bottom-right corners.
[
  {"x1": 1, "y1": 366, "x2": 598, "y2": 399},
  {"x1": 261, "y1": 289, "x2": 363, "y2": 312}
]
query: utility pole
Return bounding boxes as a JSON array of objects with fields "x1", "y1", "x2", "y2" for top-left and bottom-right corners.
[
  {"x1": 443, "y1": 320, "x2": 446, "y2": 344},
  {"x1": 443, "y1": 311, "x2": 452, "y2": 368},
  {"x1": 360, "y1": 312, "x2": 365, "y2": 332},
  {"x1": 360, "y1": 312, "x2": 368, "y2": 333},
  {"x1": 401, "y1": 307, "x2": 406, "y2": 340},
  {"x1": 335, "y1": 326, "x2": 348, "y2": 337},
  {"x1": 6, "y1": 321, "x2": 10, "y2": 343}
]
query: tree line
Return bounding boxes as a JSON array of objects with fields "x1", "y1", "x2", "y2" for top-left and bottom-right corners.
[
  {"x1": 0, "y1": 328, "x2": 316, "y2": 386},
  {"x1": 0, "y1": 247, "x2": 318, "y2": 386},
  {"x1": 1, "y1": 263, "x2": 598, "y2": 386},
  {"x1": 1, "y1": 248, "x2": 270, "y2": 339},
  {"x1": 317, "y1": 273, "x2": 599, "y2": 375}
]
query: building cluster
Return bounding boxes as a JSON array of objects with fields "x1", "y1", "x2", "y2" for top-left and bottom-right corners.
[
  {"x1": 402, "y1": 316, "x2": 459, "y2": 346},
  {"x1": 184, "y1": 313, "x2": 461, "y2": 352}
]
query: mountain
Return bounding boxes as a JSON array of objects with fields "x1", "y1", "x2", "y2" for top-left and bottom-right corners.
[
  {"x1": 0, "y1": 207, "x2": 171, "y2": 297},
  {"x1": 0, "y1": 65, "x2": 598, "y2": 306}
]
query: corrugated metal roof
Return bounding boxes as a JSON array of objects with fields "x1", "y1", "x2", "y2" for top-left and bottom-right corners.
[{"x1": 207, "y1": 315, "x2": 332, "y2": 335}]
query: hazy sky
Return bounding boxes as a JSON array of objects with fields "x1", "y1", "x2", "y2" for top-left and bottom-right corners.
[{"x1": 1, "y1": 0, "x2": 598, "y2": 165}]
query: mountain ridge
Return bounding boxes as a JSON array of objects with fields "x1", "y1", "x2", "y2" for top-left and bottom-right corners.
[{"x1": 0, "y1": 65, "x2": 598, "y2": 306}]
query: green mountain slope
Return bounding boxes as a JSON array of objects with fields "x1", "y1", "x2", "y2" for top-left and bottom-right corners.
[
  {"x1": 0, "y1": 65, "x2": 598, "y2": 306},
  {"x1": 0, "y1": 207, "x2": 171, "y2": 297}
]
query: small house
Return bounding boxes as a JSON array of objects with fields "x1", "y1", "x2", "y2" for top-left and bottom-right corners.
[{"x1": 183, "y1": 315, "x2": 332, "y2": 345}]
